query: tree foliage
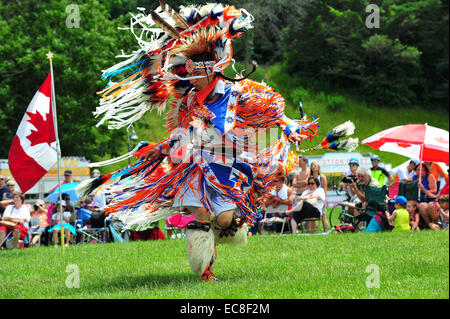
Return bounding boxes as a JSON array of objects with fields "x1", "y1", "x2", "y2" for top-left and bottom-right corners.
[
  {"x1": 0, "y1": 0, "x2": 135, "y2": 160},
  {"x1": 280, "y1": 0, "x2": 448, "y2": 107}
]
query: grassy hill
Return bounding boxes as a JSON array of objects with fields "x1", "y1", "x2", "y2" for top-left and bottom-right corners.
[{"x1": 93, "y1": 63, "x2": 449, "y2": 173}]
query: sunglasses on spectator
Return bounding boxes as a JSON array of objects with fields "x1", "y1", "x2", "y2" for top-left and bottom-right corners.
[
  {"x1": 349, "y1": 163, "x2": 358, "y2": 166},
  {"x1": 7, "y1": 184, "x2": 15, "y2": 187},
  {"x1": 308, "y1": 182, "x2": 316, "y2": 185},
  {"x1": 371, "y1": 159, "x2": 379, "y2": 162}
]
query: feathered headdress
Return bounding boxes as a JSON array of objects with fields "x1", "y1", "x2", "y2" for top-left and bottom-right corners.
[{"x1": 95, "y1": 2, "x2": 254, "y2": 130}]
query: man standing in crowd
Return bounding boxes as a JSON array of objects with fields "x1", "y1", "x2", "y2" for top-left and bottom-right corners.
[
  {"x1": 388, "y1": 159, "x2": 419, "y2": 213},
  {"x1": 62, "y1": 170, "x2": 73, "y2": 184},
  {"x1": 292, "y1": 156, "x2": 310, "y2": 195},
  {"x1": 340, "y1": 158, "x2": 360, "y2": 203},
  {"x1": 370, "y1": 155, "x2": 393, "y2": 187},
  {"x1": 48, "y1": 170, "x2": 73, "y2": 194}
]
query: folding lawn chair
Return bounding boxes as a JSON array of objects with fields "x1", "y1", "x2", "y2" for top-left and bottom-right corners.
[
  {"x1": 354, "y1": 185, "x2": 388, "y2": 230},
  {"x1": 29, "y1": 217, "x2": 43, "y2": 247},
  {"x1": 398, "y1": 181, "x2": 419, "y2": 202},
  {"x1": 299, "y1": 217, "x2": 321, "y2": 233},
  {"x1": 260, "y1": 204, "x2": 291, "y2": 234},
  {"x1": 0, "y1": 229, "x2": 13, "y2": 249},
  {"x1": 76, "y1": 210, "x2": 108, "y2": 244}
]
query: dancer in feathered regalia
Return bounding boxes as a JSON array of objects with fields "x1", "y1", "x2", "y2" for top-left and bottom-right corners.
[{"x1": 78, "y1": 2, "x2": 357, "y2": 281}]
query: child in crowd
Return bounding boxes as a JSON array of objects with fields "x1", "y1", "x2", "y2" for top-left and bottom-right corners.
[
  {"x1": 419, "y1": 195, "x2": 449, "y2": 230},
  {"x1": 47, "y1": 201, "x2": 76, "y2": 247},
  {"x1": 436, "y1": 195, "x2": 449, "y2": 230},
  {"x1": 386, "y1": 196, "x2": 410, "y2": 232},
  {"x1": 407, "y1": 200, "x2": 420, "y2": 231}
]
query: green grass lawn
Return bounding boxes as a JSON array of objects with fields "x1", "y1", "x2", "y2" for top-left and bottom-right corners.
[{"x1": 1, "y1": 230, "x2": 448, "y2": 299}]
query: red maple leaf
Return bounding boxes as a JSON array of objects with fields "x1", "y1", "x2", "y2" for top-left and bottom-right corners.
[
  {"x1": 435, "y1": 136, "x2": 449, "y2": 144},
  {"x1": 25, "y1": 110, "x2": 56, "y2": 147}
]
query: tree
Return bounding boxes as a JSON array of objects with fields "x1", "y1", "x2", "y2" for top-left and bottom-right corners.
[
  {"x1": 0, "y1": 0, "x2": 135, "y2": 160},
  {"x1": 279, "y1": 0, "x2": 444, "y2": 106}
]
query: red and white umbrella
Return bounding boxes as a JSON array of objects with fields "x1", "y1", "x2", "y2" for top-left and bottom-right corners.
[{"x1": 362, "y1": 124, "x2": 449, "y2": 164}]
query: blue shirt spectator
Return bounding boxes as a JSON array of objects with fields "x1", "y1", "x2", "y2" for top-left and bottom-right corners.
[{"x1": 0, "y1": 175, "x2": 10, "y2": 201}]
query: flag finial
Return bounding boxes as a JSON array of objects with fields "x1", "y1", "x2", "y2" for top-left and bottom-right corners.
[{"x1": 46, "y1": 51, "x2": 54, "y2": 60}]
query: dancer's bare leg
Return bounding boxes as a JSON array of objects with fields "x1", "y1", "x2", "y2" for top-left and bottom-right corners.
[
  {"x1": 194, "y1": 206, "x2": 210, "y2": 223},
  {"x1": 216, "y1": 210, "x2": 234, "y2": 228}
]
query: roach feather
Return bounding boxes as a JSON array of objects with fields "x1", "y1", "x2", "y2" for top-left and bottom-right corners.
[
  {"x1": 159, "y1": 0, "x2": 190, "y2": 30},
  {"x1": 150, "y1": 10, "x2": 181, "y2": 39}
]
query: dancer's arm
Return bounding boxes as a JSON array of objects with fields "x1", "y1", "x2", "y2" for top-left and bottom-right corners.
[{"x1": 236, "y1": 83, "x2": 307, "y2": 145}]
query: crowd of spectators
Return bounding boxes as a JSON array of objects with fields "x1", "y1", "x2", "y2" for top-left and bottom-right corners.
[
  {"x1": 1, "y1": 156, "x2": 449, "y2": 248},
  {"x1": 0, "y1": 170, "x2": 166, "y2": 250},
  {"x1": 253, "y1": 155, "x2": 449, "y2": 235},
  {"x1": 254, "y1": 159, "x2": 330, "y2": 235}
]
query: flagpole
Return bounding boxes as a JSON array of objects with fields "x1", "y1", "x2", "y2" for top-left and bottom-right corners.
[{"x1": 47, "y1": 51, "x2": 65, "y2": 253}]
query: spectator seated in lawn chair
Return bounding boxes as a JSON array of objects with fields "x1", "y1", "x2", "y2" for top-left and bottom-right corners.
[
  {"x1": 343, "y1": 167, "x2": 388, "y2": 231},
  {"x1": 47, "y1": 201, "x2": 77, "y2": 247},
  {"x1": 0, "y1": 192, "x2": 30, "y2": 249},
  {"x1": 348, "y1": 185, "x2": 388, "y2": 231},
  {"x1": 414, "y1": 163, "x2": 438, "y2": 203},
  {"x1": 260, "y1": 175, "x2": 295, "y2": 234},
  {"x1": 77, "y1": 201, "x2": 108, "y2": 244},
  {"x1": 286, "y1": 176, "x2": 325, "y2": 234},
  {"x1": 343, "y1": 167, "x2": 383, "y2": 217},
  {"x1": 29, "y1": 199, "x2": 49, "y2": 247}
]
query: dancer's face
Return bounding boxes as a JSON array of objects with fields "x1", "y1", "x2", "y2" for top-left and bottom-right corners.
[{"x1": 189, "y1": 68, "x2": 215, "y2": 92}]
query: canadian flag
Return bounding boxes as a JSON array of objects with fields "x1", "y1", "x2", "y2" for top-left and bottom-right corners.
[{"x1": 8, "y1": 73, "x2": 58, "y2": 193}]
